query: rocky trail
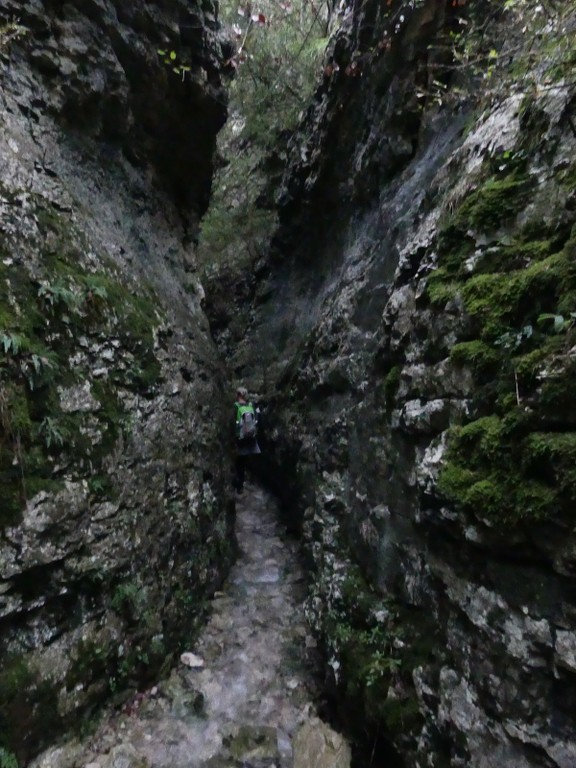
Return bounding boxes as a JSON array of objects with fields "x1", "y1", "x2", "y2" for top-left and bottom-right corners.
[{"x1": 31, "y1": 486, "x2": 350, "y2": 768}]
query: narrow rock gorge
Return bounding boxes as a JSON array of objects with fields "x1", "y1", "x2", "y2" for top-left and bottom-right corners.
[
  {"x1": 2, "y1": 0, "x2": 576, "y2": 767},
  {"x1": 30, "y1": 486, "x2": 333, "y2": 768},
  {"x1": 206, "y1": 0, "x2": 576, "y2": 766}
]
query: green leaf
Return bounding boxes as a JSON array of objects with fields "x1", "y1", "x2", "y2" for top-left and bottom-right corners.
[
  {"x1": 0, "y1": 747, "x2": 19, "y2": 768},
  {"x1": 169, "y1": 51, "x2": 177, "y2": 60},
  {"x1": 537, "y1": 313, "x2": 568, "y2": 333},
  {"x1": 0, "y1": 332, "x2": 26, "y2": 355},
  {"x1": 521, "y1": 324, "x2": 533, "y2": 339}
]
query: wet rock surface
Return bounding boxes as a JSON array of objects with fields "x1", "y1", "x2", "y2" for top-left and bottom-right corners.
[
  {"x1": 31, "y1": 486, "x2": 343, "y2": 768},
  {"x1": 204, "y1": 2, "x2": 576, "y2": 766},
  {"x1": 0, "y1": 0, "x2": 232, "y2": 759},
  {"x1": 1, "y1": 0, "x2": 227, "y2": 212}
]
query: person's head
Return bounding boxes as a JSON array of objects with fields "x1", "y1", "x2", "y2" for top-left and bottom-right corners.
[{"x1": 236, "y1": 386, "x2": 248, "y2": 402}]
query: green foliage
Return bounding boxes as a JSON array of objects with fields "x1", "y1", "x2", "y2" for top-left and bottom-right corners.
[
  {"x1": 0, "y1": 196, "x2": 162, "y2": 528},
  {"x1": 0, "y1": 332, "x2": 27, "y2": 355},
  {"x1": 429, "y1": 141, "x2": 576, "y2": 526},
  {"x1": 450, "y1": 340, "x2": 500, "y2": 377},
  {"x1": 37, "y1": 279, "x2": 81, "y2": 313},
  {"x1": 88, "y1": 474, "x2": 115, "y2": 500},
  {"x1": 538, "y1": 311, "x2": 576, "y2": 336},
  {"x1": 157, "y1": 49, "x2": 192, "y2": 80},
  {"x1": 455, "y1": 175, "x2": 532, "y2": 232},
  {"x1": 197, "y1": 0, "x2": 330, "y2": 277},
  {"x1": 0, "y1": 748, "x2": 18, "y2": 768},
  {"x1": 495, "y1": 324, "x2": 533, "y2": 353},
  {"x1": 434, "y1": 1, "x2": 576, "y2": 107},
  {"x1": 312, "y1": 560, "x2": 437, "y2": 744},
  {"x1": 234, "y1": 33, "x2": 327, "y2": 140},
  {"x1": 111, "y1": 580, "x2": 147, "y2": 622},
  {"x1": 37, "y1": 416, "x2": 67, "y2": 448}
]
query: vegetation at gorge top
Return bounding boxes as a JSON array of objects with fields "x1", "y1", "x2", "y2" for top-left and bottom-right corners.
[
  {"x1": 197, "y1": 0, "x2": 575, "y2": 274},
  {"x1": 196, "y1": 0, "x2": 337, "y2": 278}
]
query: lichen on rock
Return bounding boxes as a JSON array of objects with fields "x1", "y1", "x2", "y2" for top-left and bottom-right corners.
[
  {"x1": 201, "y1": 1, "x2": 576, "y2": 765},
  {"x1": 0, "y1": 0, "x2": 234, "y2": 762}
]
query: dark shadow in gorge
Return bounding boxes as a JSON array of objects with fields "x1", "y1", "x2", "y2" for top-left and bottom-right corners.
[
  {"x1": 313, "y1": 664, "x2": 406, "y2": 768},
  {"x1": 240, "y1": 461, "x2": 406, "y2": 768}
]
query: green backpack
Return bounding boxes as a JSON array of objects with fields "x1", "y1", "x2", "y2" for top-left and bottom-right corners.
[{"x1": 235, "y1": 402, "x2": 257, "y2": 440}]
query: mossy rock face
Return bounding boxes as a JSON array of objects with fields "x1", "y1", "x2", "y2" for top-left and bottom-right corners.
[
  {"x1": 427, "y1": 157, "x2": 576, "y2": 526},
  {"x1": 0, "y1": 195, "x2": 163, "y2": 529},
  {"x1": 449, "y1": 340, "x2": 500, "y2": 379},
  {"x1": 0, "y1": 191, "x2": 181, "y2": 759},
  {"x1": 453, "y1": 174, "x2": 533, "y2": 233},
  {"x1": 523, "y1": 432, "x2": 576, "y2": 503},
  {"x1": 314, "y1": 561, "x2": 437, "y2": 749}
]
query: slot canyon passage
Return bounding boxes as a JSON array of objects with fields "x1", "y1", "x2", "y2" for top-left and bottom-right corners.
[{"x1": 1, "y1": 1, "x2": 576, "y2": 767}]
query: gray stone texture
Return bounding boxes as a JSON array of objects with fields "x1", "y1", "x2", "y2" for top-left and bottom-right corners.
[
  {"x1": 0, "y1": 0, "x2": 233, "y2": 761},
  {"x1": 204, "y1": 1, "x2": 576, "y2": 766}
]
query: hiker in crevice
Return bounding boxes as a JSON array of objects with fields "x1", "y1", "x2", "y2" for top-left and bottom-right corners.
[{"x1": 234, "y1": 386, "x2": 261, "y2": 493}]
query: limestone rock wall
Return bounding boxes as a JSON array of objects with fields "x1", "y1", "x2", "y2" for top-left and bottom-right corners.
[
  {"x1": 0, "y1": 1, "x2": 233, "y2": 761},
  {"x1": 207, "y1": 1, "x2": 576, "y2": 765}
]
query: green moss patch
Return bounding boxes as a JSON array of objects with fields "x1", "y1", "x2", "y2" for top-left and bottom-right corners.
[
  {"x1": 438, "y1": 458, "x2": 555, "y2": 523},
  {"x1": 524, "y1": 432, "x2": 576, "y2": 502},
  {"x1": 475, "y1": 238, "x2": 555, "y2": 275},
  {"x1": 458, "y1": 252, "x2": 565, "y2": 340},
  {"x1": 316, "y1": 563, "x2": 441, "y2": 746},
  {"x1": 450, "y1": 340, "x2": 500, "y2": 378},
  {"x1": 426, "y1": 269, "x2": 460, "y2": 308},
  {"x1": 438, "y1": 414, "x2": 576, "y2": 523},
  {"x1": 427, "y1": 157, "x2": 576, "y2": 525},
  {"x1": 0, "y1": 197, "x2": 164, "y2": 528},
  {"x1": 453, "y1": 174, "x2": 533, "y2": 233}
]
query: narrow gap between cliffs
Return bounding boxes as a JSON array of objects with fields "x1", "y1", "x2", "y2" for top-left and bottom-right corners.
[
  {"x1": 30, "y1": 481, "x2": 404, "y2": 767},
  {"x1": 247, "y1": 457, "x2": 406, "y2": 768}
]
